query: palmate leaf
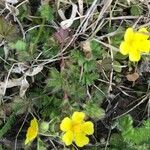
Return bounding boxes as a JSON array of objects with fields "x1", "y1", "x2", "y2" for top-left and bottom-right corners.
[
  {"x1": 84, "y1": 102, "x2": 105, "y2": 119},
  {"x1": 47, "y1": 68, "x2": 64, "y2": 91},
  {"x1": 90, "y1": 40, "x2": 102, "y2": 59},
  {"x1": 118, "y1": 115, "x2": 150, "y2": 145},
  {"x1": 81, "y1": 72, "x2": 99, "y2": 86}
]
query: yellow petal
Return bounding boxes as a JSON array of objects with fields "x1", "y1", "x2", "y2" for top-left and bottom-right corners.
[
  {"x1": 62, "y1": 131, "x2": 73, "y2": 146},
  {"x1": 139, "y1": 40, "x2": 150, "y2": 53},
  {"x1": 134, "y1": 28, "x2": 149, "y2": 41},
  {"x1": 138, "y1": 28, "x2": 148, "y2": 33},
  {"x1": 129, "y1": 50, "x2": 141, "y2": 62},
  {"x1": 72, "y1": 112, "x2": 85, "y2": 123},
  {"x1": 25, "y1": 118, "x2": 38, "y2": 145},
  {"x1": 25, "y1": 138, "x2": 29, "y2": 145},
  {"x1": 124, "y1": 27, "x2": 134, "y2": 42},
  {"x1": 120, "y1": 41, "x2": 130, "y2": 55},
  {"x1": 81, "y1": 121, "x2": 94, "y2": 135},
  {"x1": 75, "y1": 133, "x2": 89, "y2": 147},
  {"x1": 60, "y1": 117, "x2": 72, "y2": 132},
  {"x1": 31, "y1": 118, "x2": 38, "y2": 129}
]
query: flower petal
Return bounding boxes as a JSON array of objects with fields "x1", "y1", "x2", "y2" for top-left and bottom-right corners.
[
  {"x1": 124, "y1": 27, "x2": 134, "y2": 42},
  {"x1": 25, "y1": 127, "x2": 37, "y2": 145},
  {"x1": 25, "y1": 118, "x2": 38, "y2": 145},
  {"x1": 81, "y1": 121, "x2": 94, "y2": 135},
  {"x1": 120, "y1": 41, "x2": 130, "y2": 55},
  {"x1": 139, "y1": 40, "x2": 150, "y2": 53},
  {"x1": 129, "y1": 50, "x2": 141, "y2": 62},
  {"x1": 75, "y1": 133, "x2": 89, "y2": 147},
  {"x1": 135, "y1": 28, "x2": 149, "y2": 41},
  {"x1": 62, "y1": 131, "x2": 73, "y2": 146},
  {"x1": 72, "y1": 112, "x2": 85, "y2": 123},
  {"x1": 60, "y1": 117, "x2": 72, "y2": 132},
  {"x1": 30, "y1": 118, "x2": 38, "y2": 129}
]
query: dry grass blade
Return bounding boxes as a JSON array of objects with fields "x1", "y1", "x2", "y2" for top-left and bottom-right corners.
[{"x1": 92, "y1": 0, "x2": 113, "y2": 33}]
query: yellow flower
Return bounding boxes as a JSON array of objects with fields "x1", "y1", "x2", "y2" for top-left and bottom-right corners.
[
  {"x1": 25, "y1": 118, "x2": 38, "y2": 145},
  {"x1": 60, "y1": 112, "x2": 94, "y2": 147},
  {"x1": 120, "y1": 27, "x2": 150, "y2": 62}
]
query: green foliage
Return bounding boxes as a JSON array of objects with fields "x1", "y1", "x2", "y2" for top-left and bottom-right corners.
[
  {"x1": 101, "y1": 58, "x2": 112, "y2": 71},
  {"x1": 47, "y1": 68, "x2": 64, "y2": 92},
  {"x1": 130, "y1": 5, "x2": 143, "y2": 16},
  {"x1": 42, "y1": 39, "x2": 60, "y2": 58},
  {"x1": 84, "y1": 102, "x2": 105, "y2": 119},
  {"x1": 37, "y1": 138, "x2": 47, "y2": 150},
  {"x1": 17, "y1": 51, "x2": 32, "y2": 61},
  {"x1": 113, "y1": 61, "x2": 122, "y2": 72},
  {"x1": 86, "y1": 0, "x2": 94, "y2": 4},
  {"x1": 0, "y1": 113, "x2": 15, "y2": 138},
  {"x1": 115, "y1": 52, "x2": 128, "y2": 60},
  {"x1": 71, "y1": 51, "x2": 99, "y2": 86},
  {"x1": 118, "y1": 115, "x2": 150, "y2": 144},
  {"x1": 47, "y1": 65, "x2": 87, "y2": 100},
  {"x1": 1, "y1": 0, "x2": 149, "y2": 149},
  {"x1": 81, "y1": 71, "x2": 99, "y2": 86},
  {"x1": 90, "y1": 40, "x2": 102, "y2": 59},
  {"x1": 111, "y1": 33, "x2": 123, "y2": 47},
  {"x1": 0, "y1": 103, "x2": 24, "y2": 138},
  {"x1": 40, "y1": 121, "x2": 49, "y2": 133},
  {"x1": 39, "y1": 4, "x2": 54, "y2": 21},
  {"x1": 15, "y1": 40, "x2": 27, "y2": 51},
  {"x1": 18, "y1": 4, "x2": 29, "y2": 21},
  {"x1": 109, "y1": 134, "x2": 132, "y2": 150},
  {"x1": 108, "y1": 115, "x2": 150, "y2": 149},
  {"x1": 29, "y1": 89, "x2": 62, "y2": 121},
  {"x1": 0, "y1": 47, "x2": 4, "y2": 58}
]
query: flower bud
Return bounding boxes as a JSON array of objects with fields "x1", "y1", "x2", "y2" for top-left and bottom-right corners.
[{"x1": 40, "y1": 121, "x2": 49, "y2": 133}]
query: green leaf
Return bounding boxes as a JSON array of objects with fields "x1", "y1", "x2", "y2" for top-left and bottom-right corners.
[
  {"x1": 37, "y1": 138, "x2": 47, "y2": 150},
  {"x1": 85, "y1": 102, "x2": 105, "y2": 119},
  {"x1": 113, "y1": 61, "x2": 122, "y2": 73},
  {"x1": 0, "y1": 113, "x2": 15, "y2": 138},
  {"x1": 84, "y1": 60, "x2": 97, "y2": 72},
  {"x1": 39, "y1": 4, "x2": 54, "y2": 21},
  {"x1": 47, "y1": 68, "x2": 64, "y2": 91},
  {"x1": 82, "y1": 72, "x2": 99, "y2": 86},
  {"x1": 115, "y1": 52, "x2": 128, "y2": 60},
  {"x1": 71, "y1": 50, "x2": 85, "y2": 66},
  {"x1": 118, "y1": 115, "x2": 133, "y2": 132},
  {"x1": 102, "y1": 58, "x2": 112, "y2": 71},
  {"x1": 118, "y1": 115, "x2": 150, "y2": 145},
  {"x1": 15, "y1": 40, "x2": 27, "y2": 51},
  {"x1": 130, "y1": 5, "x2": 142, "y2": 16},
  {"x1": 42, "y1": 38, "x2": 59, "y2": 58},
  {"x1": 90, "y1": 40, "x2": 102, "y2": 59}
]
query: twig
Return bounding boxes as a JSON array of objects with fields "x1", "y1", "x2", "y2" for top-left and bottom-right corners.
[
  {"x1": 92, "y1": 0, "x2": 113, "y2": 32},
  {"x1": 113, "y1": 95, "x2": 149, "y2": 120},
  {"x1": 107, "y1": 37, "x2": 114, "y2": 93},
  {"x1": 14, "y1": 16, "x2": 25, "y2": 39},
  {"x1": 93, "y1": 38, "x2": 119, "y2": 52}
]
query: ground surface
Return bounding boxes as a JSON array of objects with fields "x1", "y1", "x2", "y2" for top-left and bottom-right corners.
[{"x1": 0, "y1": 0, "x2": 150, "y2": 150}]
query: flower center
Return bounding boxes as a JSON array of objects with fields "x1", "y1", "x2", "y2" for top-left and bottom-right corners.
[{"x1": 72, "y1": 123, "x2": 82, "y2": 133}]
